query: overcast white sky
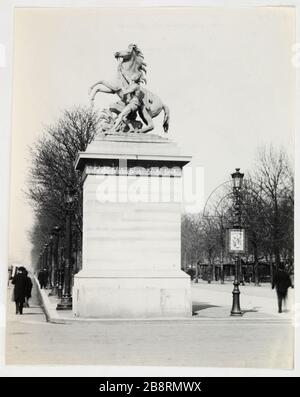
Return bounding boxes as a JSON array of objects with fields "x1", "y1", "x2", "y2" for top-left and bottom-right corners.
[{"x1": 8, "y1": 6, "x2": 295, "y2": 264}]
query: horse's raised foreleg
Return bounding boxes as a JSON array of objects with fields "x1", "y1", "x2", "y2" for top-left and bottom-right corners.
[
  {"x1": 91, "y1": 87, "x2": 116, "y2": 98},
  {"x1": 89, "y1": 80, "x2": 120, "y2": 95},
  {"x1": 89, "y1": 80, "x2": 113, "y2": 95},
  {"x1": 90, "y1": 86, "x2": 119, "y2": 107},
  {"x1": 88, "y1": 81, "x2": 104, "y2": 95}
]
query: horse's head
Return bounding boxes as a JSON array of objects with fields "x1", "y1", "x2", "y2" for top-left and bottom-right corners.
[
  {"x1": 114, "y1": 44, "x2": 138, "y2": 61},
  {"x1": 115, "y1": 44, "x2": 147, "y2": 85}
]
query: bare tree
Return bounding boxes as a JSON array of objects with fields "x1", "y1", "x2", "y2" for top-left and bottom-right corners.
[
  {"x1": 181, "y1": 213, "x2": 203, "y2": 279},
  {"x1": 27, "y1": 106, "x2": 100, "y2": 269},
  {"x1": 252, "y1": 146, "x2": 293, "y2": 272}
]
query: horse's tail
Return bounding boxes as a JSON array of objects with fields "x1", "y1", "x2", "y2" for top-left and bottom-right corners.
[{"x1": 162, "y1": 104, "x2": 170, "y2": 132}]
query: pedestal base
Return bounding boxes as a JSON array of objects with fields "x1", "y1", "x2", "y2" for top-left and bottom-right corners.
[
  {"x1": 73, "y1": 270, "x2": 192, "y2": 318},
  {"x1": 231, "y1": 281, "x2": 242, "y2": 316},
  {"x1": 74, "y1": 133, "x2": 193, "y2": 319},
  {"x1": 56, "y1": 296, "x2": 72, "y2": 310}
]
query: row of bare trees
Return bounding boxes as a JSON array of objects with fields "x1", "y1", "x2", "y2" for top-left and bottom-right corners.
[
  {"x1": 182, "y1": 146, "x2": 294, "y2": 282},
  {"x1": 27, "y1": 107, "x2": 100, "y2": 269}
]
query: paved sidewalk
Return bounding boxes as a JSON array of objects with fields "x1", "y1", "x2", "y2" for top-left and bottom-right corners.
[
  {"x1": 192, "y1": 281, "x2": 294, "y2": 320},
  {"x1": 35, "y1": 276, "x2": 294, "y2": 323}
]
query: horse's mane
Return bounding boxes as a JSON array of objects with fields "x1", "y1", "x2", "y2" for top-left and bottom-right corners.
[{"x1": 122, "y1": 43, "x2": 147, "y2": 85}]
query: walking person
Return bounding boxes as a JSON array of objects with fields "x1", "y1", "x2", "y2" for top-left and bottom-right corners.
[
  {"x1": 38, "y1": 269, "x2": 44, "y2": 288},
  {"x1": 24, "y1": 270, "x2": 33, "y2": 308},
  {"x1": 38, "y1": 268, "x2": 48, "y2": 289},
  {"x1": 43, "y1": 268, "x2": 49, "y2": 289},
  {"x1": 272, "y1": 264, "x2": 293, "y2": 313},
  {"x1": 11, "y1": 267, "x2": 28, "y2": 315}
]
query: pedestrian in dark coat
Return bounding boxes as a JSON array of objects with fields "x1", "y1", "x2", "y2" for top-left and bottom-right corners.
[
  {"x1": 12, "y1": 267, "x2": 28, "y2": 315},
  {"x1": 24, "y1": 270, "x2": 33, "y2": 308},
  {"x1": 38, "y1": 270, "x2": 44, "y2": 288},
  {"x1": 272, "y1": 264, "x2": 292, "y2": 313},
  {"x1": 43, "y1": 268, "x2": 49, "y2": 288},
  {"x1": 38, "y1": 268, "x2": 48, "y2": 289}
]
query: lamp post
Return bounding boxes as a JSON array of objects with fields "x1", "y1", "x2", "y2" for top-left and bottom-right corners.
[
  {"x1": 39, "y1": 252, "x2": 42, "y2": 270},
  {"x1": 42, "y1": 244, "x2": 46, "y2": 269},
  {"x1": 219, "y1": 217, "x2": 225, "y2": 284},
  {"x1": 194, "y1": 264, "x2": 198, "y2": 283},
  {"x1": 207, "y1": 262, "x2": 212, "y2": 284},
  {"x1": 57, "y1": 188, "x2": 75, "y2": 310},
  {"x1": 43, "y1": 243, "x2": 49, "y2": 287},
  {"x1": 38, "y1": 253, "x2": 41, "y2": 272},
  {"x1": 48, "y1": 235, "x2": 54, "y2": 292},
  {"x1": 50, "y1": 226, "x2": 60, "y2": 296},
  {"x1": 194, "y1": 250, "x2": 199, "y2": 283},
  {"x1": 229, "y1": 168, "x2": 245, "y2": 317},
  {"x1": 58, "y1": 246, "x2": 64, "y2": 299}
]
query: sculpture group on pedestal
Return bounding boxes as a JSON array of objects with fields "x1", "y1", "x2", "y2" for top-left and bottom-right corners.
[
  {"x1": 88, "y1": 44, "x2": 169, "y2": 134},
  {"x1": 73, "y1": 43, "x2": 191, "y2": 319}
]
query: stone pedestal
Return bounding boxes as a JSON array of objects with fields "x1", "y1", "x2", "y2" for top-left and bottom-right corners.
[{"x1": 73, "y1": 133, "x2": 192, "y2": 318}]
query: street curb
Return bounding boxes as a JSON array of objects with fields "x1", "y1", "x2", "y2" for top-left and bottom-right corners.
[
  {"x1": 33, "y1": 276, "x2": 66, "y2": 324},
  {"x1": 48, "y1": 317, "x2": 291, "y2": 324}
]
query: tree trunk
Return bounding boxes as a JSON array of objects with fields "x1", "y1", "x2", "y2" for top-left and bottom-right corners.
[
  {"x1": 269, "y1": 254, "x2": 274, "y2": 286},
  {"x1": 220, "y1": 264, "x2": 224, "y2": 284},
  {"x1": 253, "y1": 245, "x2": 260, "y2": 286},
  {"x1": 220, "y1": 248, "x2": 224, "y2": 284}
]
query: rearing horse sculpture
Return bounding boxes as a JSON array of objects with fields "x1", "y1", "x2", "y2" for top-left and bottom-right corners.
[{"x1": 88, "y1": 44, "x2": 169, "y2": 134}]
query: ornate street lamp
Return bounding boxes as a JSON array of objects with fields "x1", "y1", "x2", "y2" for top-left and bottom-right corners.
[
  {"x1": 57, "y1": 188, "x2": 75, "y2": 310},
  {"x1": 231, "y1": 168, "x2": 244, "y2": 190},
  {"x1": 204, "y1": 171, "x2": 267, "y2": 290},
  {"x1": 227, "y1": 168, "x2": 245, "y2": 316}
]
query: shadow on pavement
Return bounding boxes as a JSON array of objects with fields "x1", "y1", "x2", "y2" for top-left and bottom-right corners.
[
  {"x1": 241, "y1": 309, "x2": 259, "y2": 314},
  {"x1": 19, "y1": 312, "x2": 43, "y2": 315},
  {"x1": 192, "y1": 302, "x2": 220, "y2": 316}
]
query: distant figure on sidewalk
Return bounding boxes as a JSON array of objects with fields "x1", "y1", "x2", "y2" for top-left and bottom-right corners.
[
  {"x1": 272, "y1": 264, "x2": 293, "y2": 313},
  {"x1": 38, "y1": 269, "x2": 44, "y2": 288},
  {"x1": 38, "y1": 268, "x2": 48, "y2": 289},
  {"x1": 24, "y1": 270, "x2": 33, "y2": 308},
  {"x1": 12, "y1": 266, "x2": 28, "y2": 315}
]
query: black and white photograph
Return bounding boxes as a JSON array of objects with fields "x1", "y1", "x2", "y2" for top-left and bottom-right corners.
[{"x1": 0, "y1": 0, "x2": 299, "y2": 377}]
